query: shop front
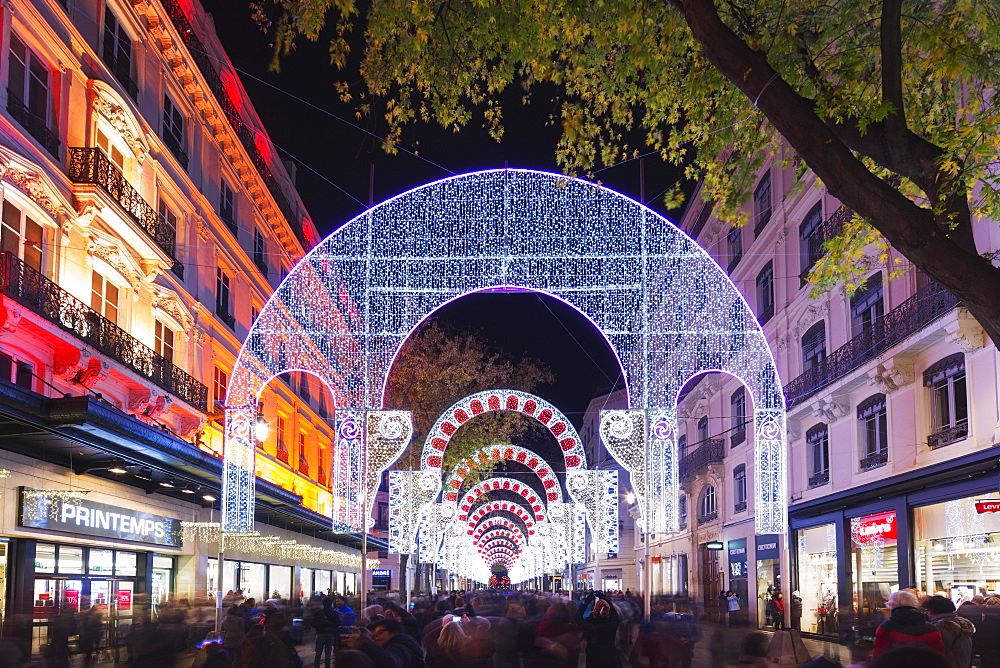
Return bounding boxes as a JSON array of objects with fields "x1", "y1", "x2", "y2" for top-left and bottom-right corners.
[
  {"x1": 11, "y1": 489, "x2": 183, "y2": 655},
  {"x1": 727, "y1": 539, "x2": 748, "y2": 623},
  {"x1": 790, "y1": 447, "x2": 1000, "y2": 641},
  {"x1": 755, "y1": 535, "x2": 782, "y2": 628}
]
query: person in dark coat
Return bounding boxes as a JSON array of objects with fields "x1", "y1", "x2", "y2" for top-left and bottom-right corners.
[
  {"x1": 871, "y1": 590, "x2": 945, "y2": 659},
  {"x1": 347, "y1": 618, "x2": 426, "y2": 668},
  {"x1": 576, "y1": 591, "x2": 620, "y2": 667},
  {"x1": 311, "y1": 597, "x2": 341, "y2": 668},
  {"x1": 923, "y1": 595, "x2": 975, "y2": 668},
  {"x1": 790, "y1": 591, "x2": 803, "y2": 631},
  {"x1": 978, "y1": 597, "x2": 1000, "y2": 668}
]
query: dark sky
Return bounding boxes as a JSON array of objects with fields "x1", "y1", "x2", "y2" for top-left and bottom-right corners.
[{"x1": 201, "y1": 2, "x2": 685, "y2": 424}]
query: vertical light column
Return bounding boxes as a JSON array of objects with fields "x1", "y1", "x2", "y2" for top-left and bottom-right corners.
[
  {"x1": 754, "y1": 408, "x2": 787, "y2": 534},
  {"x1": 222, "y1": 405, "x2": 256, "y2": 532},
  {"x1": 333, "y1": 410, "x2": 365, "y2": 532}
]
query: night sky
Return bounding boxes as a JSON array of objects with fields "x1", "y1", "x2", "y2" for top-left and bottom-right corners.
[{"x1": 201, "y1": 1, "x2": 688, "y2": 426}]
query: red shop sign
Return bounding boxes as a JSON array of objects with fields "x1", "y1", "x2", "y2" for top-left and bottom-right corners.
[
  {"x1": 117, "y1": 589, "x2": 132, "y2": 612},
  {"x1": 853, "y1": 511, "x2": 897, "y2": 545},
  {"x1": 976, "y1": 501, "x2": 1000, "y2": 514}
]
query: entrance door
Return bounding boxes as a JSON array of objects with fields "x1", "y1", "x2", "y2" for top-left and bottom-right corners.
[
  {"x1": 88, "y1": 579, "x2": 135, "y2": 652},
  {"x1": 702, "y1": 545, "x2": 723, "y2": 620}
]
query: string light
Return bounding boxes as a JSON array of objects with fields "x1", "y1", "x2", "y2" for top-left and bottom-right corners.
[
  {"x1": 224, "y1": 169, "x2": 785, "y2": 535},
  {"x1": 179, "y1": 522, "x2": 373, "y2": 569},
  {"x1": 22, "y1": 490, "x2": 90, "y2": 522}
]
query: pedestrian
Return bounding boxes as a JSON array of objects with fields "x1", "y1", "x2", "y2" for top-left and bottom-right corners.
[
  {"x1": 978, "y1": 597, "x2": 1000, "y2": 668},
  {"x1": 790, "y1": 591, "x2": 803, "y2": 631},
  {"x1": 223, "y1": 604, "x2": 246, "y2": 653},
  {"x1": 769, "y1": 593, "x2": 786, "y2": 631},
  {"x1": 334, "y1": 595, "x2": 357, "y2": 627},
  {"x1": 728, "y1": 631, "x2": 770, "y2": 666},
  {"x1": 923, "y1": 594, "x2": 975, "y2": 668},
  {"x1": 346, "y1": 618, "x2": 426, "y2": 668},
  {"x1": 576, "y1": 592, "x2": 620, "y2": 667},
  {"x1": 871, "y1": 590, "x2": 945, "y2": 659},
  {"x1": 311, "y1": 596, "x2": 341, "y2": 668},
  {"x1": 727, "y1": 591, "x2": 741, "y2": 627}
]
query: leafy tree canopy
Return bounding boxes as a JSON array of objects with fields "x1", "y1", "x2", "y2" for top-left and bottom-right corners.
[
  {"x1": 255, "y1": 0, "x2": 1000, "y2": 344},
  {"x1": 383, "y1": 321, "x2": 555, "y2": 477}
]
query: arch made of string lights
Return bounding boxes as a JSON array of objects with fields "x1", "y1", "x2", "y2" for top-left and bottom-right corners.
[
  {"x1": 475, "y1": 524, "x2": 525, "y2": 547},
  {"x1": 471, "y1": 514, "x2": 528, "y2": 541},
  {"x1": 425, "y1": 391, "x2": 586, "y2": 474},
  {"x1": 222, "y1": 169, "x2": 785, "y2": 535},
  {"x1": 467, "y1": 499, "x2": 539, "y2": 532},
  {"x1": 461, "y1": 478, "x2": 549, "y2": 525},
  {"x1": 445, "y1": 444, "x2": 563, "y2": 503}
]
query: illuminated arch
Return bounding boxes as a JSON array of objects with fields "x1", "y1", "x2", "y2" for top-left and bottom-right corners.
[
  {"x1": 224, "y1": 169, "x2": 785, "y2": 535},
  {"x1": 461, "y1": 478, "x2": 549, "y2": 524},
  {"x1": 467, "y1": 499, "x2": 539, "y2": 530},
  {"x1": 445, "y1": 444, "x2": 563, "y2": 503},
  {"x1": 475, "y1": 526, "x2": 524, "y2": 547},
  {"x1": 425, "y1": 391, "x2": 585, "y2": 472}
]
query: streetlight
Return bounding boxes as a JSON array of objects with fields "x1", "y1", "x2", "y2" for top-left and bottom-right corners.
[
  {"x1": 625, "y1": 491, "x2": 635, "y2": 505},
  {"x1": 255, "y1": 415, "x2": 270, "y2": 442}
]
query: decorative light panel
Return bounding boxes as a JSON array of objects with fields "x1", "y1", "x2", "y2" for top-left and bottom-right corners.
[
  {"x1": 225, "y1": 169, "x2": 785, "y2": 535},
  {"x1": 445, "y1": 444, "x2": 563, "y2": 503},
  {"x1": 467, "y1": 499, "x2": 539, "y2": 531},
  {"x1": 566, "y1": 469, "x2": 619, "y2": 554},
  {"x1": 387, "y1": 469, "x2": 439, "y2": 554}
]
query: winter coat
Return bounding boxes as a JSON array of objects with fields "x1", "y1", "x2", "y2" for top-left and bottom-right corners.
[
  {"x1": 928, "y1": 611, "x2": 975, "y2": 668},
  {"x1": 871, "y1": 606, "x2": 946, "y2": 658},
  {"x1": 311, "y1": 607, "x2": 341, "y2": 635}
]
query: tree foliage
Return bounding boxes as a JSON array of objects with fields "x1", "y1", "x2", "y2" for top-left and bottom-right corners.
[
  {"x1": 383, "y1": 321, "x2": 555, "y2": 476},
  {"x1": 256, "y1": 0, "x2": 1000, "y2": 344}
]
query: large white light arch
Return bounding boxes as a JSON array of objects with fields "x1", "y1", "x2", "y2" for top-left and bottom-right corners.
[{"x1": 223, "y1": 169, "x2": 785, "y2": 534}]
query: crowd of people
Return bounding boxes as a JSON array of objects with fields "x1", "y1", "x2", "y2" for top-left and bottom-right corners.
[{"x1": 0, "y1": 587, "x2": 997, "y2": 666}]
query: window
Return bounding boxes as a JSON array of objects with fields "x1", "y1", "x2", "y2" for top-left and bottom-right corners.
[
  {"x1": 2, "y1": 200, "x2": 43, "y2": 271},
  {"x1": 157, "y1": 199, "x2": 177, "y2": 256},
  {"x1": 8, "y1": 33, "x2": 59, "y2": 157},
  {"x1": 276, "y1": 414, "x2": 289, "y2": 463},
  {"x1": 801, "y1": 321, "x2": 827, "y2": 374},
  {"x1": 0, "y1": 352, "x2": 33, "y2": 391},
  {"x1": 799, "y1": 203, "x2": 824, "y2": 283},
  {"x1": 850, "y1": 272, "x2": 884, "y2": 337},
  {"x1": 924, "y1": 353, "x2": 968, "y2": 448},
  {"x1": 215, "y1": 267, "x2": 234, "y2": 329},
  {"x1": 858, "y1": 394, "x2": 888, "y2": 469},
  {"x1": 697, "y1": 416, "x2": 709, "y2": 443},
  {"x1": 677, "y1": 434, "x2": 687, "y2": 460},
  {"x1": 91, "y1": 272, "x2": 119, "y2": 325},
  {"x1": 377, "y1": 502, "x2": 389, "y2": 528},
  {"x1": 95, "y1": 128, "x2": 126, "y2": 171},
  {"x1": 755, "y1": 262, "x2": 774, "y2": 324},
  {"x1": 154, "y1": 320, "x2": 174, "y2": 363},
  {"x1": 253, "y1": 227, "x2": 267, "y2": 275},
  {"x1": 734, "y1": 464, "x2": 747, "y2": 511},
  {"x1": 102, "y1": 8, "x2": 137, "y2": 99},
  {"x1": 220, "y1": 181, "x2": 236, "y2": 234},
  {"x1": 678, "y1": 495, "x2": 688, "y2": 529},
  {"x1": 730, "y1": 387, "x2": 746, "y2": 447},
  {"x1": 212, "y1": 366, "x2": 228, "y2": 414},
  {"x1": 298, "y1": 431, "x2": 309, "y2": 475},
  {"x1": 806, "y1": 423, "x2": 830, "y2": 487},
  {"x1": 161, "y1": 94, "x2": 187, "y2": 169},
  {"x1": 753, "y1": 171, "x2": 772, "y2": 236},
  {"x1": 726, "y1": 226, "x2": 743, "y2": 272},
  {"x1": 698, "y1": 485, "x2": 717, "y2": 523}
]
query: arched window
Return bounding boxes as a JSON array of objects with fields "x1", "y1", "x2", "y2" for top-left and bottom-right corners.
[
  {"x1": 699, "y1": 485, "x2": 718, "y2": 524},
  {"x1": 734, "y1": 465, "x2": 747, "y2": 512},
  {"x1": 678, "y1": 495, "x2": 688, "y2": 529},
  {"x1": 806, "y1": 423, "x2": 829, "y2": 488}
]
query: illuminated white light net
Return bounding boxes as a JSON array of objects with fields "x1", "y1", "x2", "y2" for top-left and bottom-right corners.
[{"x1": 224, "y1": 169, "x2": 785, "y2": 536}]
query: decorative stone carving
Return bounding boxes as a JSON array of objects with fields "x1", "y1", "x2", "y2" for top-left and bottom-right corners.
[
  {"x1": 87, "y1": 238, "x2": 140, "y2": 290},
  {"x1": 76, "y1": 357, "x2": 109, "y2": 388},
  {"x1": 795, "y1": 301, "x2": 830, "y2": 337},
  {"x1": 868, "y1": 358, "x2": 915, "y2": 394},
  {"x1": 810, "y1": 396, "x2": 848, "y2": 422},
  {"x1": 945, "y1": 309, "x2": 986, "y2": 352},
  {"x1": 54, "y1": 348, "x2": 85, "y2": 381},
  {"x1": 177, "y1": 414, "x2": 207, "y2": 438},
  {"x1": 150, "y1": 284, "x2": 194, "y2": 333},
  {"x1": 94, "y1": 95, "x2": 140, "y2": 154},
  {"x1": 126, "y1": 386, "x2": 153, "y2": 416},
  {"x1": 0, "y1": 147, "x2": 64, "y2": 215},
  {"x1": 0, "y1": 307, "x2": 23, "y2": 338},
  {"x1": 774, "y1": 225, "x2": 788, "y2": 248},
  {"x1": 144, "y1": 394, "x2": 172, "y2": 420}
]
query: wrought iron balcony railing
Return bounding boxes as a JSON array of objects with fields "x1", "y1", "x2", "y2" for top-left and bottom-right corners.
[
  {"x1": 104, "y1": 55, "x2": 139, "y2": 101},
  {"x1": 785, "y1": 281, "x2": 958, "y2": 408},
  {"x1": 734, "y1": 500, "x2": 747, "y2": 513},
  {"x1": 159, "y1": 0, "x2": 307, "y2": 247},
  {"x1": 697, "y1": 510, "x2": 718, "y2": 525},
  {"x1": 928, "y1": 419, "x2": 969, "y2": 449},
  {"x1": 0, "y1": 252, "x2": 207, "y2": 408},
  {"x1": 860, "y1": 451, "x2": 888, "y2": 471},
  {"x1": 808, "y1": 470, "x2": 830, "y2": 488},
  {"x1": 161, "y1": 131, "x2": 189, "y2": 171},
  {"x1": 68, "y1": 148, "x2": 181, "y2": 270},
  {"x1": 679, "y1": 438, "x2": 725, "y2": 481},
  {"x1": 7, "y1": 90, "x2": 60, "y2": 158}
]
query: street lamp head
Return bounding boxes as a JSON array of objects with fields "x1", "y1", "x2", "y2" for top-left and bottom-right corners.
[
  {"x1": 624, "y1": 491, "x2": 635, "y2": 505},
  {"x1": 255, "y1": 416, "x2": 270, "y2": 442}
]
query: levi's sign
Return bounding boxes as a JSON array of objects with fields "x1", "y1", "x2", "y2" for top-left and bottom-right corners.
[
  {"x1": 852, "y1": 510, "x2": 897, "y2": 545},
  {"x1": 19, "y1": 488, "x2": 182, "y2": 547},
  {"x1": 976, "y1": 501, "x2": 1000, "y2": 514}
]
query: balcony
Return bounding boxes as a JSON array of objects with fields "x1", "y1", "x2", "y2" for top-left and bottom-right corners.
[
  {"x1": 734, "y1": 500, "x2": 747, "y2": 513},
  {"x1": 298, "y1": 458, "x2": 309, "y2": 475},
  {"x1": 161, "y1": 131, "x2": 189, "y2": 171},
  {"x1": 0, "y1": 252, "x2": 207, "y2": 408},
  {"x1": 68, "y1": 148, "x2": 181, "y2": 271},
  {"x1": 800, "y1": 206, "x2": 849, "y2": 283},
  {"x1": 679, "y1": 438, "x2": 725, "y2": 481},
  {"x1": 7, "y1": 90, "x2": 60, "y2": 158},
  {"x1": 860, "y1": 451, "x2": 888, "y2": 471},
  {"x1": 215, "y1": 304, "x2": 235, "y2": 331},
  {"x1": 785, "y1": 281, "x2": 958, "y2": 408},
  {"x1": 928, "y1": 419, "x2": 969, "y2": 449},
  {"x1": 808, "y1": 470, "x2": 830, "y2": 489},
  {"x1": 697, "y1": 510, "x2": 718, "y2": 525},
  {"x1": 104, "y1": 55, "x2": 139, "y2": 101}
]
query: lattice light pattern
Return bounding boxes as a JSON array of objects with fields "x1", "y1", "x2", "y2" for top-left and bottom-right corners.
[
  {"x1": 225, "y1": 169, "x2": 785, "y2": 534},
  {"x1": 446, "y1": 443, "x2": 563, "y2": 503}
]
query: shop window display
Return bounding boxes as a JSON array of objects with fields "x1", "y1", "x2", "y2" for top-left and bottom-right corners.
[
  {"x1": 915, "y1": 492, "x2": 1000, "y2": 602},
  {"x1": 796, "y1": 524, "x2": 839, "y2": 637},
  {"x1": 851, "y1": 510, "x2": 899, "y2": 643}
]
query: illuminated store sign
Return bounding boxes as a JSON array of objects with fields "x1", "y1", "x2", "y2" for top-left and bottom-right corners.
[
  {"x1": 851, "y1": 511, "x2": 897, "y2": 545},
  {"x1": 18, "y1": 488, "x2": 182, "y2": 547}
]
